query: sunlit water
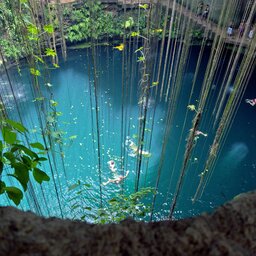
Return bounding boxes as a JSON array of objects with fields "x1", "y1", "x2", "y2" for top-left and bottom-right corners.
[{"x1": 0, "y1": 44, "x2": 255, "y2": 220}]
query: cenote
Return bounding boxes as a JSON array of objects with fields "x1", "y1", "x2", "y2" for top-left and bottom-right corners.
[{"x1": 0, "y1": 0, "x2": 255, "y2": 223}]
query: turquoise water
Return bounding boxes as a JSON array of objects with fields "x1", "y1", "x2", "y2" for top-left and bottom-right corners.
[{"x1": 0, "y1": 44, "x2": 255, "y2": 220}]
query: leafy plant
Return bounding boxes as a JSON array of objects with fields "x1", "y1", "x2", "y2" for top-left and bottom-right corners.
[
  {"x1": 68, "y1": 181, "x2": 155, "y2": 223},
  {"x1": 0, "y1": 119, "x2": 50, "y2": 205},
  {"x1": 96, "y1": 187, "x2": 155, "y2": 224}
]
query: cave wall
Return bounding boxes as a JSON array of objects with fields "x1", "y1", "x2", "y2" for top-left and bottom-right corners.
[{"x1": 0, "y1": 191, "x2": 255, "y2": 256}]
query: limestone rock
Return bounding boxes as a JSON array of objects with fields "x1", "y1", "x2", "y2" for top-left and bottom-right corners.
[{"x1": 0, "y1": 191, "x2": 255, "y2": 255}]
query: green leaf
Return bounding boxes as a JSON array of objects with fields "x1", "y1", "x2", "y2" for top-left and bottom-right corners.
[
  {"x1": 0, "y1": 181, "x2": 6, "y2": 194},
  {"x1": 30, "y1": 142, "x2": 45, "y2": 151},
  {"x1": 137, "y1": 56, "x2": 145, "y2": 62},
  {"x1": 43, "y1": 24, "x2": 54, "y2": 34},
  {"x1": 125, "y1": 17, "x2": 134, "y2": 29},
  {"x1": 12, "y1": 144, "x2": 38, "y2": 159},
  {"x1": 50, "y1": 100, "x2": 58, "y2": 107},
  {"x1": 6, "y1": 119, "x2": 27, "y2": 133},
  {"x1": 131, "y1": 31, "x2": 139, "y2": 37},
  {"x1": 3, "y1": 152, "x2": 16, "y2": 163},
  {"x1": 35, "y1": 157, "x2": 48, "y2": 162},
  {"x1": 0, "y1": 161, "x2": 3, "y2": 175},
  {"x1": 68, "y1": 183, "x2": 80, "y2": 191},
  {"x1": 27, "y1": 24, "x2": 39, "y2": 35},
  {"x1": 34, "y1": 55, "x2": 44, "y2": 63},
  {"x1": 5, "y1": 186, "x2": 23, "y2": 205},
  {"x1": 45, "y1": 48, "x2": 56, "y2": 57},
  {"x1": 30, "y1": 68, "x2": 41, "y2": 76},
  {"x1": 32, "y1": 97, "x2": 44, "y2": 102},
  {"x1": 71, "y1": 204, "x2": 79, "y2": 210},
  {"x1": 2, "y1": 126, "x2": 17, "y2": 144},
  {"x1": 20, "y1": 0, "x2": 28, "y2": 3},
  {"x1": 33, "y1": 168, "x2": 50, "y2": 184},
  {"x1": 8, "y1": 168, "x2": 29, "y2": 191},
  {"x1": 69, "y1": 135, "x2": 77, "y2": 140},
  {"x1": 139, "y1": 4, "x2": 148, "y2": 9},
  {"x1": 53, "y1": 63, "x2": 60, "y2": 68},
  {"x1": 84, "y1": 207, "x2": 92, "y2": 211},
  {"x1": 21, "y1": 155, "x2": 32, "y2": 167}
]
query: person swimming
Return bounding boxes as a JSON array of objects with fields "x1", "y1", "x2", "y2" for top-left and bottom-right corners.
[
  {"x1": 102, "y1": 171, "x2": 130, "y2": 186},
  {"x1": 245, "y1": 98, "x2": 256, "y2": 106},
  {"x1": 125, "y1": 137, "x2": 151, "y2": 158},
  {"x1": 195, "y1": 130, "x2": 208, "y2": 137},
  {"x1": 107, "y1": 160, "x2": 117, "y2": 172}
]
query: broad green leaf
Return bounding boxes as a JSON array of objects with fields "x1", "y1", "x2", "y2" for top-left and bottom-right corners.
[
  {"x1": 8, "y1": 167, "x2": 29, "y2": 191},
  {"x1": 5, "y1": 186, "x2": 23, "y2": 205},
  {"x1": 35, "y1": 157, "x2": 48, "y2": 161},
  {"x1": 3, "y1": 152, "x2": 16, "y2": 163},
  {"x1": 84, "y1": 207, "x2": 92, "y2": 211},
  {"x1": 2, "y1": 126, "x2": 17, "y2": 144},
  {"x1": 6, "y1": 119, "x2": 27, "y2": 133},
  {"x1": 21, "y1": 155, "x2": 32, "y2": 167},
  {"x1": 0, "y1": 181, "x2": 6, "y2": 194},
  {"x1": 12, "y1": 144, "x2": 38, "y2": 159},
  {"x1": 30, "y1": 142, "x2": 45, "y2": 151},
  {"x1": 33, "y1": 168, "x2": 50, "y2": 184},
  {"x1": 43, "y1": 24, "x2": 54, "y2": 34},
  {"x1": 0, "y1": 161, "x2": 3, "y2": 175}
]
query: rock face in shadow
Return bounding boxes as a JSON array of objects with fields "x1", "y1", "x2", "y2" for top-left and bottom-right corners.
[{"x1": 0, "y1": 191, "x2": 255, "y2": 256}]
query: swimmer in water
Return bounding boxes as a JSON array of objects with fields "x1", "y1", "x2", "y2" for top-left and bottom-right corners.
[
  {"x1": 245, "y1": 98, "x2": 256, "y2": 106},
  {"x1": 195, "y1": 130, "x2": 208, "y2": 137},
  {"x1": 102, "y1": 171, "x2": 130, "y2": 186},
  {"x1": 107, "y1": 160, "x2": 117, "y2": 172},
  {"x1": 125, "y1": 137, "x2": 152, "y2": 158}
]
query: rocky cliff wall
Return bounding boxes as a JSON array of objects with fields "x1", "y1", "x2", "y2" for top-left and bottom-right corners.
[{"x1": 0, "y1": 191, "x2": 255, "y2": 256}]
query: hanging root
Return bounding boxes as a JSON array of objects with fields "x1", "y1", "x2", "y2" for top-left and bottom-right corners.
[{"x1": 169, "y1": 110, "x2": 202, "y2": 218}]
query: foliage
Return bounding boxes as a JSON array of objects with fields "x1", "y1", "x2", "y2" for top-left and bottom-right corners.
[
  {"x1": 96, "y1": 187, "x2": 155, "y2": 224},
  {"x1": 64, "y1": 1, "x2": 150, "y2": 43},
  {"x1": 0, "y1": 0, "x2": 56, "y2": 62},
  {"x1": 0, "y1": 119, "x2": 50, "y2": 205},
  {"x1": 65, "y1": 1, "x2": 123, "y2": 43},
  {"x1": 68, "y1": 181, "x2": 155, "y2": 223}
]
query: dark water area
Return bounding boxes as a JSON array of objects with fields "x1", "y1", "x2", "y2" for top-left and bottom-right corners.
[{"x1": 0, "y1": 42, "x2": 255, "y2": 220}]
